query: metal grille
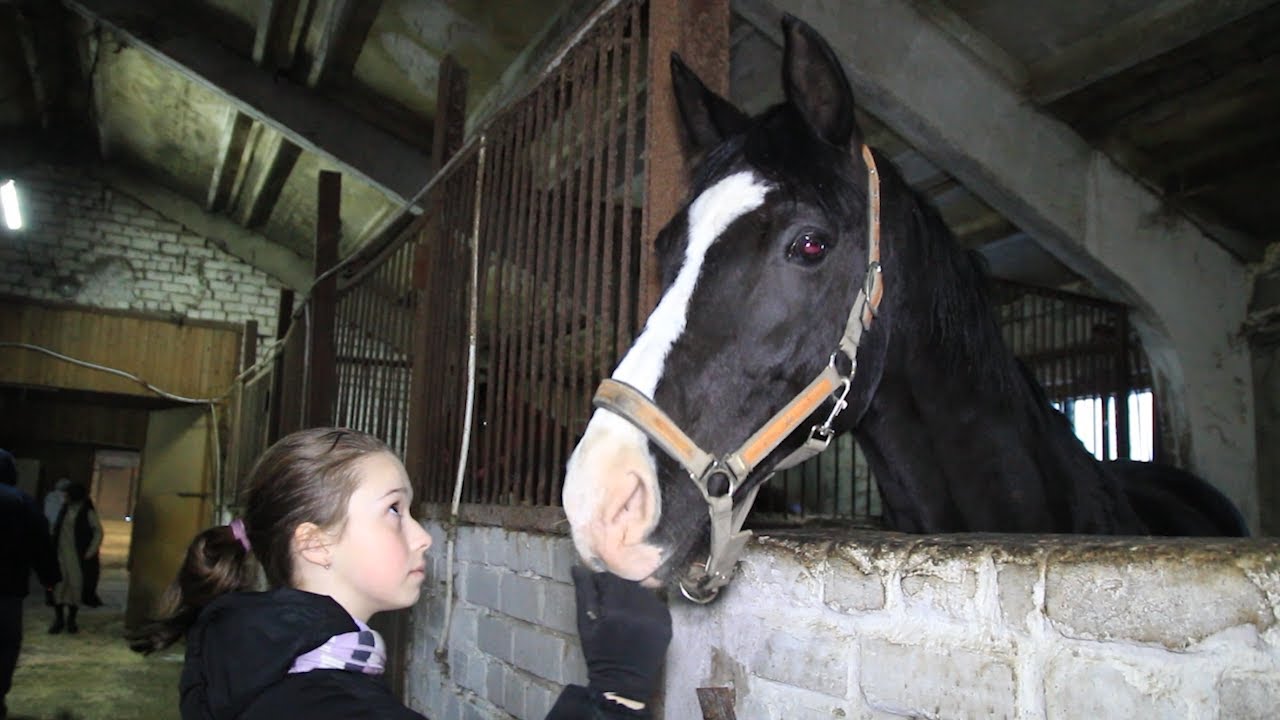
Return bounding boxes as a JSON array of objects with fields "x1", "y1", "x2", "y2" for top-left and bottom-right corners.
[
  {"x1": 416, "y1": 0, "x2": 649, "y2": 507},
  {"x1": 333, "y1": 240, "x2": 418, "y2": 458}
]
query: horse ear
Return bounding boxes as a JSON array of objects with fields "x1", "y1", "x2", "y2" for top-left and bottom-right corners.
[
  {"x1": 781, "y1": 15, "x2": 860, "y2": 149},
  {"x1": 671, "y1": 53, "x2": 749, "y2": 153}
]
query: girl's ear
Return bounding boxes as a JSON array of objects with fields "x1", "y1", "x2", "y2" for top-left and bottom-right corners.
[{"x1": 294, "y1": 522, "x2": 333, "y2": 569}]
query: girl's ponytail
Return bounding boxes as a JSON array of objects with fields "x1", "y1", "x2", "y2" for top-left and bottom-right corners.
[{"x1": 127, "y1": 522, "x2": 258, "y2": 654}]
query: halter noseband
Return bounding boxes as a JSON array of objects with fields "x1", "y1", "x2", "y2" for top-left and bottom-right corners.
[{"x1": 592, "y1": 145, "x2": 884, "y2": 603}]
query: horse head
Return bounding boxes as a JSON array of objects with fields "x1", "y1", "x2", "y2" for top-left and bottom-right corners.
[{"x1": 562, "y1": 16, "x2": 893, "y2": 600}]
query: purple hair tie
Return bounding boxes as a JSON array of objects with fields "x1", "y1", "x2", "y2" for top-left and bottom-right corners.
[{"x1": 229, "y1": 518, "x2": 251, "y2": 553}]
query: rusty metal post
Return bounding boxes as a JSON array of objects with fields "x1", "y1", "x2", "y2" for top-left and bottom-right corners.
[
  {"x1": 641, "y1": 0, "x2": 730, "y2": 314},
  {"x1": 306, "y1": 170, "x2": 341, "y2": 428}
]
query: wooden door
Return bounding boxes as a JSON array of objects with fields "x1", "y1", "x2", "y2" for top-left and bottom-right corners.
[{"x1": 126, "y1": 405, "x2": 214, "y2": 628}]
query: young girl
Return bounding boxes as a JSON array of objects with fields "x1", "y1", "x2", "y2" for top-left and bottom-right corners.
[{"x1": 130, "y1": 428, "x2": 670, "y2": 720}]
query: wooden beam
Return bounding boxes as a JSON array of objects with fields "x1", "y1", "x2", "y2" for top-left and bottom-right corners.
[
  {"x1": 91, "y1": 164, "x2": 312, "y2": 290},
  {"x1": 65, "y1": 0, "x2": 431, "y2": 205},
  {"x1": 305, "y1": 170, "x2": 340, "y2": 428},
  {"x1": 1027, "y1": 0, "x2": 1275, "y2": 104},
  {"x1": 13, "y1": 4, "x2": 50, "y2": 129},
  {"x1": 207, "y1": 108, "x2": 254, "y2": 212},
  {"x1": 234, "y1": 131, "x2": 301, "y2": 229},
  {"x1": 643, "y1": 0, "x2": 731, "y2": 314},
  {"x1": 305, "y1": 0, "x2": 382, "y2": 88}
]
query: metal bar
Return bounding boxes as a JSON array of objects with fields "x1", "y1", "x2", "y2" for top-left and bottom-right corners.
[
  {"x1": 503, "y1": 97, "x2": 536, "y2": 507},
  {"x1": 617, "y1": 0, "x2": 641, "y2": 356},
  {"x1": 528, "y1": 76, "x2": 556, "y2": 505},
  {"x1": 485, "y1": 123, "x2": 517, "y2": 504}
]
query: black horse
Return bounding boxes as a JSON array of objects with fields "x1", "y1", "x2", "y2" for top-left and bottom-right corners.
[{"x1": 561, "y1": 16, "x2": 1247, "y2": 593}]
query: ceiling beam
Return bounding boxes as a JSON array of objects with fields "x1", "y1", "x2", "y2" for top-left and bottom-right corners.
[
  {"x1": 1026, "y1": 0, "x2": 1274, "y2": 104},
  {"x1": 93, "y1": 164, "x2": 311, "y2": 291},
  {"x1": 234, "y1": 130, "x2": 300, "y2": 229},
  {"x1": 207, "y1": 107, "x2": 254, "y2": 212},
  {"x1": 65, "y1": 0, "x2": 431, "y2": 207},
  {"x1": 12, "y1": 4, "x2": 51, "y2": 129},
  {"x1": 305, "y1": 0, "x2": 382, "y2": 88}
]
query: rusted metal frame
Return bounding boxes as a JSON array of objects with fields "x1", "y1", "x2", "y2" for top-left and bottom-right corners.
[
  {"x1": 573, "y1": 31, "x2": 613, "y2": 508},
  {"x1": 552, "y1": 42, "x2": 590, "y2": 507},
  {"x1": 395, "y1": 243, "x2": 414, "y2": 456},
  {"x1": 330, "y1": 296, "x2": 348, "y2": 426},
  {"x1": 441, "y1": 171, "x2": 464, "y2": 500},
  {"x1": 372, "y1": 257, "x2": 396, "y2": 442},
  {"x1": 529, "y1": 74, "x2": 559, "y2": 506},
  {"x1": 345, "y1": 288, "x2": 369, "y2": 435},
  {"x1": 481, "y1": 124, "x2": 515, "y2": 504},
  {"x1": 422, "y1": 230, "x2": 448, "y2": 502},
  {"x1": 599, "y1": 11, "x2": 622, "y2": 385},
  {"x1": 543, "y1": 53, "x2": 574, "y2": 509},
  {"x1": 616, "y1": 1, "x2": 641, "y2": 358},
  {"x1": 379, "y1": 254, "x2": 405, "y2": 444},
  {"x1": 343, "y1": 296, "x2": 365, "y2": 428},
  {"x1": 462, "y1": 159, "x2": 484, "y2": 503},
  {"x1": 451, "y1": 166, "x2": 476, "y2": 500},
  {"x1": 306, "y1": 170, "x2": 341, "y2": 428},
  {"x1": 1115, "y1": 310, "x2": 1131, "y2": 459},
  {"x1": 500, "y1": 101, "x2": 537, "y2": 507},
  {"x1": 476, "y1": 129, "x2": 507, "y2": 503},
  {"x1": 512, "y1": 85, "x2": 547, "y2": 506}
]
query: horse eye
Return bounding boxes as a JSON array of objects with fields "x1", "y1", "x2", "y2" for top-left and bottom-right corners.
[{"x1": 788, "y1": 231, "x2": 830, "y2": 263}]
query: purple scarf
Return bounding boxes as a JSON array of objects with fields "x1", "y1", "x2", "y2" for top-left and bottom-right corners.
[{"x1": 289, "y1": 616, "x2": 386, "y2": 676}]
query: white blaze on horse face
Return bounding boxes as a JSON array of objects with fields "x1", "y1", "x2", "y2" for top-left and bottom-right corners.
[{"x1": 563, "y1": 171, "x2": 772, "y2": 580}]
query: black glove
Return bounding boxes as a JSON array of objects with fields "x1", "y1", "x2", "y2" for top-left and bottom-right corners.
[{"x1": 572, "y1": 565, "x2": 672, "y2": 707}]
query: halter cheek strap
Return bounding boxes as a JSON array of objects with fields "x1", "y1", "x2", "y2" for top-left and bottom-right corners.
[{"x1": 591, "y1": 144, "x2": 885, "y2": 603}]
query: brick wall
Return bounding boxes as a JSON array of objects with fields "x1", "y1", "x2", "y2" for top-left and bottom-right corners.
[
  {"x1": 0, "y1": 165, "x2": 281, "y2": 355},
  {"x1": 410, "y1": 523, "x2": 586, "y2": 720},
  {"x1": 410, "y1": 525, "x2": 1280, "y2": 720}
]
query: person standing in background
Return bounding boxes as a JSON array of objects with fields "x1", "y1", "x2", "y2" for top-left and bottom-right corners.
[
  {"x1": 49, "y1": 483, "x2": 104, "y2": 634},
  {"x1": 0, "y1": 449, "x2": 62, "y2": 720},
  {"x1": 42, "y1": 478, "x2": 70, "y2": 535}
]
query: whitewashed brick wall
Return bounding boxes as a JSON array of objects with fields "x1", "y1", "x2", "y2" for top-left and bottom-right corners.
[
  {"x1": 0, "y1": 165, "x2": 281, "y2": 354},
  {"x1": 410, "y1": 524, "x2": 1280, "y2": 720}
]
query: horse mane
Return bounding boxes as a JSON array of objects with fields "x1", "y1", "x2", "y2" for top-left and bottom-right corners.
[{"x1": 878, "y1": 156, "x2": 1027, "y2": 398}]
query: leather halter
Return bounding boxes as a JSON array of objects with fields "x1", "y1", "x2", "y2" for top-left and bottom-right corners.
[{"x1": 592, "y1": 145, "x2": 884, "y2": 602}]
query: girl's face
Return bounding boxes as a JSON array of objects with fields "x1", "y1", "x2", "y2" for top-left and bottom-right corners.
[{"x1": 327, "y1": 452, "x2": 433, "y2": 621}]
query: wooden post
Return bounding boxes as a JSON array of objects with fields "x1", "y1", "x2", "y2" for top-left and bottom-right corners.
[
  {"x1": 406, "y1": 53, "x2": 468, "y2": 497},
  {"x1": 268, "y1": 288, "x2": 295, "y2": 443},
  {"x1": 306, "y1": 170, "x2": 341, "y2": 428},
  {"x1": 430, "y1": 54, "x2": 469, "y2": 175},
  {"x1": 641, "y1": 0, "x2": 730, "y2": 314}
]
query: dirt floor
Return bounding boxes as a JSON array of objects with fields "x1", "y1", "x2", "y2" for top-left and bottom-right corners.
[{"x1": 7, "y1": 520, "x2": 183, "y2": 720}]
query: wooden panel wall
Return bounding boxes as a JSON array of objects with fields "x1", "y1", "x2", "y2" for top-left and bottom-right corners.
[{"x1": 0, "y1": 296, "x2": 242, "y2": 400}]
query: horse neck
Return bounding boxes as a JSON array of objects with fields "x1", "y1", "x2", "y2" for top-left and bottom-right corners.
[{"x1": 851, "y1": 191, "x2": 1141, "y2": 534}]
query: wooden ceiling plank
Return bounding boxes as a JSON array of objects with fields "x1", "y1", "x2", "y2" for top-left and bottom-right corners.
[
  {"x1": 65, "y1": 0, "x2": 431, "y2": 206},
  {"x1": 1027, "y1": 0, "x2": 1274, "y2": 104}
]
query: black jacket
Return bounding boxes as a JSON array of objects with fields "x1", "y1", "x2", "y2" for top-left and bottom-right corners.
[
  {"x1": 0, "y1": 483, "x2": 61, "y2": 597},
  {"x1": 181, "y1": 589, "x2": 641, "y2": 720}
]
